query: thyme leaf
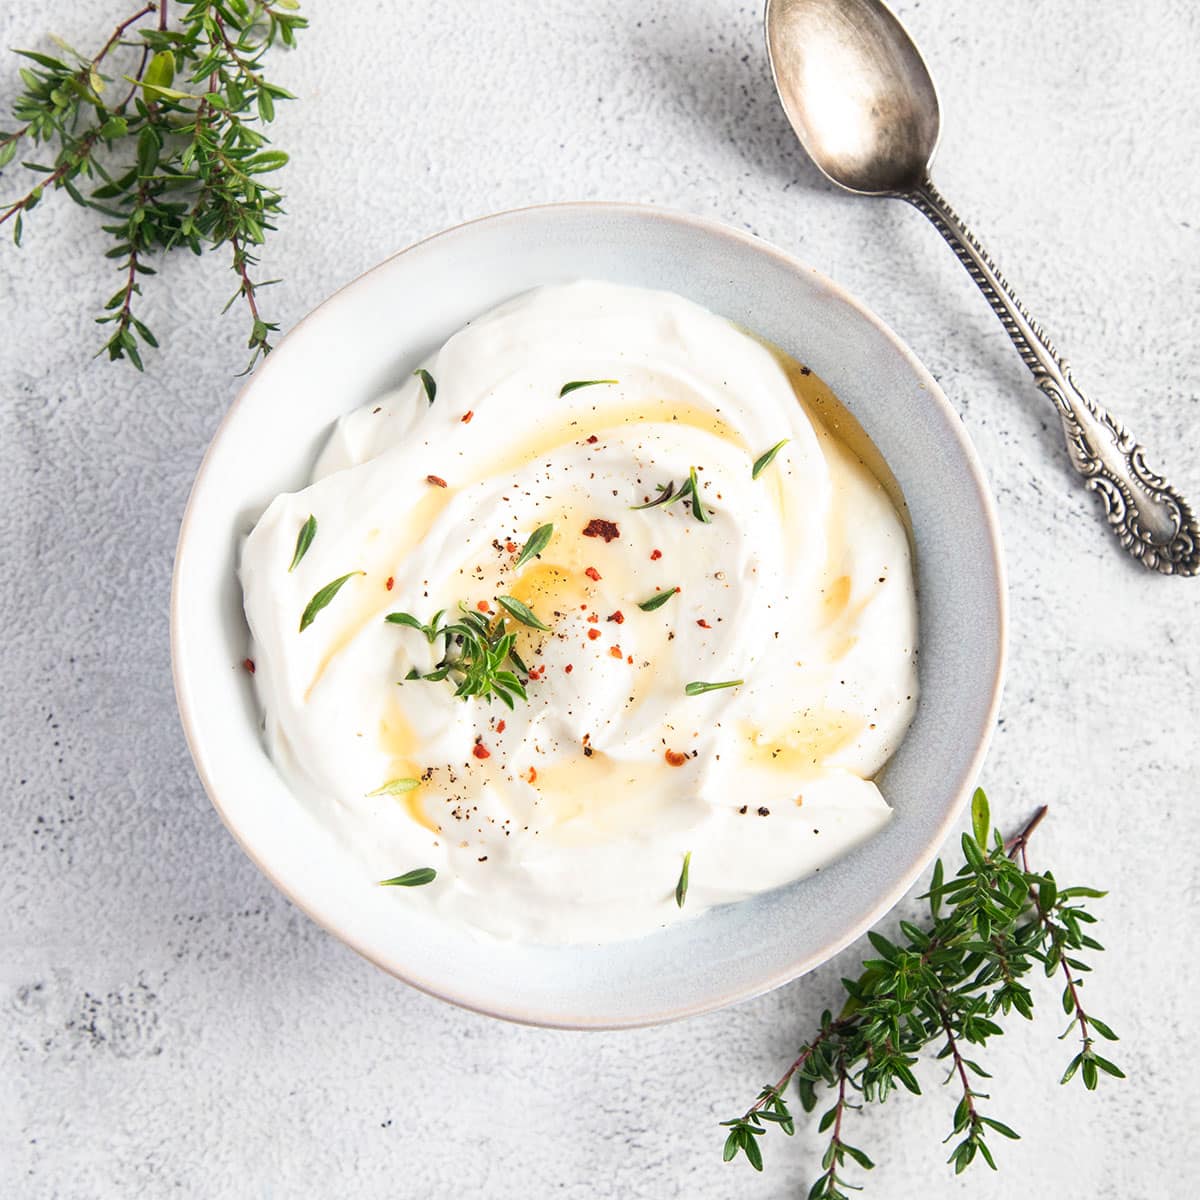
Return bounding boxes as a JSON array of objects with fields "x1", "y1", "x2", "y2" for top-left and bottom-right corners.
[
  {"x1": 685, "y1": 679, "x2": 742, "y2": 696},
  {"x1": 413, "y1": 367, "x2": 437, "y2": 405},
  {"x1": 560, "y1": 379, "x2": 618, "y2": 397},
  {"x1": 638, "y1": 587, "x2": 679, "y2": 612},
  {"x1": 378, "y1": 867, "x2": 436, "y2": 888},
  {"x1": 514, "y1": 523, "x2": 554, "y2": 569},
  {"x1": 751, "y1": 439, "x2": 789, "y2": 480},
  {"x1": 299, "y1": 571, "x2": 362, "y2": 632},
  {"x1": 675, "y1": 851, "x2": 691, "y2": 908},
  {"x1": 365, "y1": 778, "x2": 420, "y2": 797},
  {"x1": 496, "y1": 595, "x2": 550, "y2": 631},
  {"x1": 288, "y1": 514, "x2": 316, "y2": 572}
]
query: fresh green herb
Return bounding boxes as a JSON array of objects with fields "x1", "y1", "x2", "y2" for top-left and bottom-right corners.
[
  {"x1": 414, "y1": 367, "x2": 437, "y2": 405},
  {"x1": 631, "y1": 467, "x2": 711, "y2": 523},
  {"x1": 288, "y1": 513, "x2": 316, "y2": 571},
  {"x1": 687, "y1": 467, "x2": 711, "y2": 523},
  {"x1": 514, "y1": 523, "x2": 554, "y2": 569},
  {"x1": 685, "y1": 679, "x2": 742, "y2": 696},
  {"x1": 387, "y1": 604, "x2": 531, "y2": 709},
  {"x1": 631, "y1": 481, "x2": 677, "y2": 509},
  {"x1": 378, "y1": 867, "x2": 436, "y2": 887},
  {"x1": 1, "y1": 1, "x2": 307, "y2": 372},
  {"x1": 560, "y1": 379, "x2": 618, "y2": 397},
  {"x1": 365, "y1": 777, "x2": 419, "y2": 797},
  {"x1": 386, "y1": 609, "x2": 445, "y2": 643},
  {"x1": 675, "y1": 851, "x2": 691, "y2": 908},
  {"x1": 496, "y1": 595, "x2": 550, "y2": 631},
  {"x1": 752, "y1": 439, "x2": 789, "y2": 480},
  {"x1": 299, "y1": 570, "x2": 362, "y2": 632},
  {"x1": 720, "y1": 794, "x2": 1121, "y2": 1195},
  {"x1": 638, "y1": 587, "x2": 679, "y2": 612}
]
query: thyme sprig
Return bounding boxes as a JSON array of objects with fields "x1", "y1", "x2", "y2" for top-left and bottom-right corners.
[
  {"x1": 1, "y1": 1, "x2": 306, "y2": 372},
  {"x1": 389, "y1": 603, "x2": 540, "y2": 709},
  {"x1": 631, "y1": 466, "x2": 711, "y2": 523},
  {"x1": 720, "y1": 792, "x2": 1121, "y2": 1195}
]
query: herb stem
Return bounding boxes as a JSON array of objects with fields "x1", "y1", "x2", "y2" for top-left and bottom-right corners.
[
  {"x1": 0, "y1": 130, "x2": 101, "y2": 227},
  {"x1": 116, "y1": 2, "x2": 166, "y2": 114},
  {"x1": 1018, "y1": 833, "x2": 1094, "y2": 1057},
  {"x1": 212, "y1": 12, "x2": 266, "y2": 86},
  {"x1": 742, "y1": 1028, "x2": 836, "y2": 1121},
  {"x1": 813, "y1": 1058, "x2": 851, "y2": 1198},
  {"x1": 939, "y1": 1003, "x2": 979, "y2": 1120},
  {"x1": 1004, "y1": 803, "x2": 1048, "y2": 859},
  {"x1": 231, "y1": 232, "x2": 263, "y2": 324},
  {"x1": 98, "y1": 3, "x2": 161, "y2": 65},
  {"x1": 0, "y1": 125, "x2": 30, "y2": 151}
]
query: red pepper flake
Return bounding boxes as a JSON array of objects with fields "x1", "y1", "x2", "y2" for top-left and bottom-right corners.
[
  {"x1": 584, "y1": 566, "x2": 601, "y2": 582},
  {"x1": 626, "y1": 655, "x2": 633, "y2": 664},
  {"x1": 242, "y1": 658, "x2": 256, "y2": 674},
  {"x1": 582, "y1": 518, "x2": 620, "y2": 543},
  {"x1": 505, "y1": 540, "x2": 517, "y2": 553},
  {"x1": 609, "y1": 645, "x2": 623, "y2": 659},
  {"x1": 496, "y1": 720, "x2": 506, "y2": 733},
  {"x1": 526, "y1": 767, "x2": 538, "y2": 783},
  {"x1": 587, "y1": 628, "x2": 602, "y2": 641},
  {"x1": 461, "y1": 410, "x2": 474, "y2": 423},
  {"x1": 607, "y1": 610, "x2": 624, "y2": 624},
  {"x1": 586, "y1": 434, "x2": 599, "y2": 444},
  {"x1": 476, "y1": 600, "x2": 490, "y2": 612},
  {"x1": 472, "y1": 743, "x2": 491, "y2": 760},
  {"x1": 385, "y1": 576, "x2": 394, "y2": 591},
  {"x1": 696, "y1": 619, "x2": 711, "y2": 629},
  {"x1": 564, "y1": 664, "x2": 573, "y2": 674},
  {"x1": 528, "y1": 665, "x2": 545, "y2": 680},
  {"x1": 650, "y1": 549, "x2": 662, "y2": 561},
  {"x1": 665, "y1": 749, "x2": 687, "y2": 767},
  {"x1": 586, "y1": 612, "x2": 599, "y2": 623},
  {"x1": 426, "y1": 474, "x2": 447, "y2": 488}
]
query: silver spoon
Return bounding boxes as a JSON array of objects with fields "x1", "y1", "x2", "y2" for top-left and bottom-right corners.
[{"x1": 765, "y1": 0, "x2": 1198, "y2": 575}]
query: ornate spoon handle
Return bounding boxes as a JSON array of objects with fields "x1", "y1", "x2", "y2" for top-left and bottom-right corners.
[{"x1": 906, "y1": 178, "x2": 1198, "y2": 576}]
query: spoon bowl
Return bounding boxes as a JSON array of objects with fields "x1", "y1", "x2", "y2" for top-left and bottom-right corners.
[{"x1": 765, "y1": 0, "x2": 939, "y2": 195}]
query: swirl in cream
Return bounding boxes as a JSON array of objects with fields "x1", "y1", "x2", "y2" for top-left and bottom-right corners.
[{"x1": 240, "y1": 281, "x2": 918, "y2": 943}]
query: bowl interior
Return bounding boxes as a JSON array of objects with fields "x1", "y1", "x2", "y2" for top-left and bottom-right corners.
[{"x1": 172, "y1": 204, "x2": 1004, "y2": 1028}]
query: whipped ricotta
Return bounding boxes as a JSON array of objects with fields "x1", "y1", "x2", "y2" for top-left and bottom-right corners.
[{"x1": 240, "y1": 281, "x2": 918, "y2": 943}]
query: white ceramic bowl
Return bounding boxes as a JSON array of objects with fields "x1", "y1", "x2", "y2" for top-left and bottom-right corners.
[{"x1": 172, "y1": 203, "x2": 1005, "y2": 1029}]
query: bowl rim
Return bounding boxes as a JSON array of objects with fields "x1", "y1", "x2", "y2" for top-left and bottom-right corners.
[{"x1": 171, "y1": 200, "x2": 1007, "y2": 1029}]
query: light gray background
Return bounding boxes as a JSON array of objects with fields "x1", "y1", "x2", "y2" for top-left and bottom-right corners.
[{"x1": 2, "y1": 1, "x2": 1197, "y2": 1196}]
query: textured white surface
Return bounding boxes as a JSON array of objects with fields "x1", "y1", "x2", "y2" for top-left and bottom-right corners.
[{"x1": 1, "y1": 1, "x2": 1197, "y2": 1196}]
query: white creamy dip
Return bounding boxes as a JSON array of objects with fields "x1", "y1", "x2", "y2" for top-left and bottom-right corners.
[{"x1": 240, "y1": 281, "x2": 918, "y2": 943}]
